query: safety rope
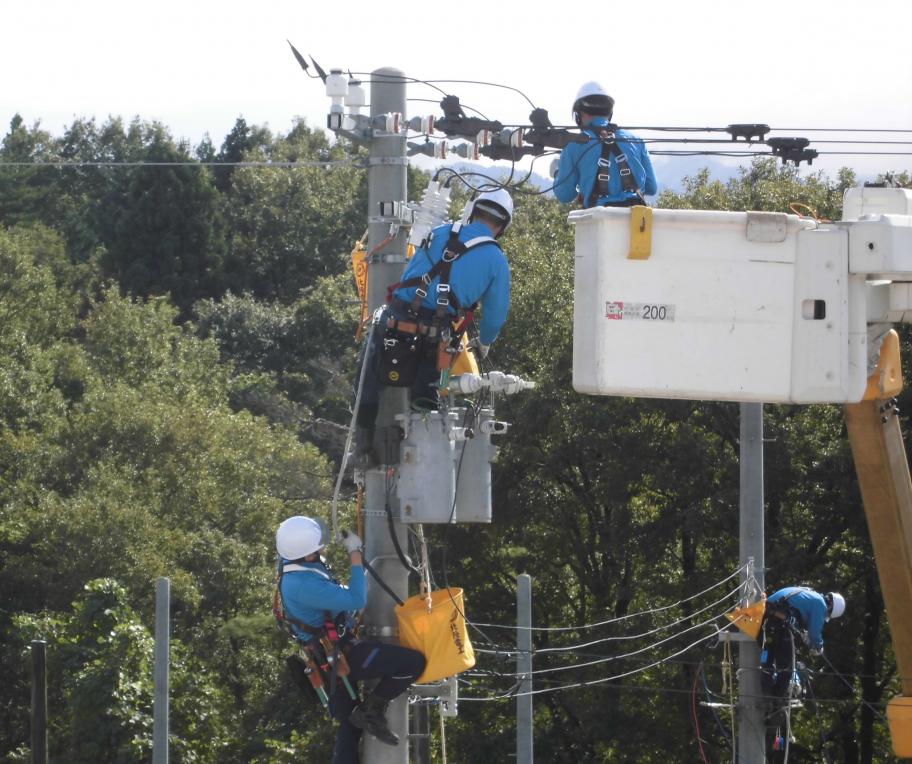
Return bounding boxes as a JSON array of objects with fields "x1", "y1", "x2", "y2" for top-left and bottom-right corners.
[{"x1": 331, "y1": 314, "x2": 376, "y2": 539}]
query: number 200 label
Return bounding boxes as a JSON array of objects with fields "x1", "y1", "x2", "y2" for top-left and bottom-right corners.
[{"x1": 605, "y1": 301, "x2": 675, "y2": 321}]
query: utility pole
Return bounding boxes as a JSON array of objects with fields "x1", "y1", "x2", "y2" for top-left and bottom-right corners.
[
  {"x1": 30, "y1": 640, "x2": 47, "y2": 764},
  {"x1": 363, "y1": 67, "x2": 411, "y2": 764},
  {"x1": 737, "y1": 403, "x2": 765, "y2": 763},
  {"x1": 516, "y1": 574, "x2": 533, "y2": 763},
  {"x1": 153, "y1": 577, "x2": 170, "y2": 764}
]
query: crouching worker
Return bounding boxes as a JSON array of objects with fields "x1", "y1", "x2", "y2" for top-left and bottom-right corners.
[
  {"x1": 353, "y1": 189, "x2": 513, "y2": 462},
  {"x1": 275, "y1": 516, "x2": 426, "y2": 763},
  {"x1": 759, "y1": 586, "x2": 845, "y2": 699}
]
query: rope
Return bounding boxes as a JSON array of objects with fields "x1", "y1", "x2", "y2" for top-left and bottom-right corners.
[{"x1": 330, "y1": 316, "x2": 375, "y2": 539}]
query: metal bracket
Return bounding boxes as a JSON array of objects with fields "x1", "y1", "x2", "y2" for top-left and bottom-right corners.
[
  {"x1": 364, "y1": 624, "x2": 399, "y2": 638},
  {"x1": 367, "y1": 156, "x2": 408, "y2": 166}
]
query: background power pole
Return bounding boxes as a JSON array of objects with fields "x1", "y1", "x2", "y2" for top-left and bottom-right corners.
[
  {"x1": 153, "y1": 576, "x2": 170, "y2": 764},
  {"x1": 30, "y1": 640, "x2": 47, "y2": 764},
  {"x1": 737, "y1": 403, "x2": 765, "y2": 763},
  {"x1": 363, "y1": 67, "x2": 411, "y2": 764},
  {"x1": 516, "y1": 573, "x2": 533, "y2": 763}
]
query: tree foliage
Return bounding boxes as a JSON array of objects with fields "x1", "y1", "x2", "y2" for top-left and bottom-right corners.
[{"x1": 2, "y1": 105, "x2": 910, "y2": 764}]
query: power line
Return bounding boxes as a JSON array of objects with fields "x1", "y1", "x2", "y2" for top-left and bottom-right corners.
[{"x1": 470, "y1": 564, "x2": 747, "y2": 632}]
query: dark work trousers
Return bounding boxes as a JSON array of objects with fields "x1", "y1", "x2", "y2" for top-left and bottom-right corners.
[
  {"x1": 760, "y1": 619, "x2": 797, "y2": 699},
  {"x1": 329, "y1": 640, "x2": 426, "y2": 764},
  {"x1": 356, "y1": 303, "x2": 443, "y2": 431}
]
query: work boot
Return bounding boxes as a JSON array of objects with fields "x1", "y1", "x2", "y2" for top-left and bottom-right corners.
[{"x1": 348, "y1": 693, "x2": 399, "y2": 746}]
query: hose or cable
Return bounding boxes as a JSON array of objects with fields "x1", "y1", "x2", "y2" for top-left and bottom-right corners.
[
  {"x1": 460, "y1": 628, "x2": 721, "y2": 701},
  {"x1": 331, "y1": 322, "x2": 374, "y2": 538},
  {"x1": 471, "y1": 563, "x2": 748, "y2": 632},
  {"x1": 692, "y1": 662, "x2": 711, "y2": 764},
  {"x1": 471, "y1": 611, "x2": 733, "y2": 679},
  {"x1": 362, "y1": 556, "x2": 405, "y2": 606}
]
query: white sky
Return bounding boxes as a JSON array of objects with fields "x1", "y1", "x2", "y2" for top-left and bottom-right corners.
[{"x1": 4, "y1": 0, "x2": 911, "y2": 184}]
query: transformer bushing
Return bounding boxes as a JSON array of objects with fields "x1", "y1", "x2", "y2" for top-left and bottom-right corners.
[{"x1": 396, "y1": 410, "x2": 467, "y2": 523}]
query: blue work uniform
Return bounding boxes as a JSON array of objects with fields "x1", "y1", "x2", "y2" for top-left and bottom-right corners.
[
  {"x1": 279, "y1": 559, "x2": 366, "y2": 641},
  {"x1": 767, "y1": 587, "x2": 829, "y2": 651},
  {"x1": 393, "y1": 220, "x2": 510, "y2": 346},
  {"x1": 280, "y1": 559, "x2": 424, "y2": 764},
  {"x1": 553, "y1": 117, "x2": 657, "y2": 207}
]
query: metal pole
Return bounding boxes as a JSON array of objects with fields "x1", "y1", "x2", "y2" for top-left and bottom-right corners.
[
  {"x1": 363, "y1": 66, "x2": 410, "y2": 764},
  {"x1": 153, "y1": 577, "x2": 170, "y2": 764},
  {"x1": 410, "y1": 702, "x2": 431, "y2": 764},
  {"x1": 737, "y1": 403, "x2": 765, "y2": 763},
  {"x1": 30, "y1": 640, "x2": 47, "y2": 764},
  {"x1": 517, "y1": 573, "x2": 533, "y2": 763}
]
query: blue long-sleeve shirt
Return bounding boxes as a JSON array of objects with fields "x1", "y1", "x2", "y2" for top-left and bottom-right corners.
[
  {"x1": 393, "y1": 221, "x2": 511, "y2": 346},
  {"x1": 768, "y1": 587, "x2": 828, "y2": 651},
  {"x1": 553, "y1": 118, "x2": 657, "y2": 207},
  {"x1": 279, "y1": 559, "x2": 366, "y2": 642}
]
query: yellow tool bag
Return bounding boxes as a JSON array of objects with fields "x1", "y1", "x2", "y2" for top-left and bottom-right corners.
[
  {"x1": 396, "y1": 588, "x2": 476, "y2": 683},
  {"x1": 724, "y1": 596, "x2": 767, "y2": 640}
]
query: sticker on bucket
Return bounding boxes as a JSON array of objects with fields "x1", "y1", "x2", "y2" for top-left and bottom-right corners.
[{"x1": 605, "y1": 301, "x2": 675, "y2": 321}]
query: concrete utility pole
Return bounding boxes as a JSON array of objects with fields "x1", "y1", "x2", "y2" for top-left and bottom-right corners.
[
  {"x1": 30, "y1": 640, "x2": 47, "y2": 764},
  {"x1": 153, "y1": 577, "x2": 170, "y2": 764},
  {"x1": 516, "y1": 574, "x2": 533, "y2": 763},
  {"x1": 363, "y1": 67, "x2": 411, "y2": 764},
  {"x1": 737, "y1": 403, "x2": 765, "y2": 763}
]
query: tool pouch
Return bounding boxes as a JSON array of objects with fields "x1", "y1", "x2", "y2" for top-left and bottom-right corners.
[{"x1": 377, "y1": 327, "x2": 423, "y2": 387}]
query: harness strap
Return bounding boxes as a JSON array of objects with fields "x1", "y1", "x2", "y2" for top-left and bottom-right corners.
[
  {"x1": 390, "y1": 223, "x2": 499, "y2": 318},
  {"x1": 587, "y1": 128, "x2": 644, "y2": 208}
]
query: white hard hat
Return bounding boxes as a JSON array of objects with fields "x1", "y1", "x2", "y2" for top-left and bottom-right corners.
[
  {"x1": 827, "y1": 592, "x2": 846, "y2": 619},
  {"x1": 471, "y1": 188, "x2": 514, "y2": 234},
  {"x1": 276, "y1": 516, "x2": 326, "y2": 560},
  {"x1": 573, "y1": 81, "x2": 615, "y2": 125}
]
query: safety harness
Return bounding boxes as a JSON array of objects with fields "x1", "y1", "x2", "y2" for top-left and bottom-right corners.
[
  {"x1": 586, "y1": 126, "x2": 646, "y2": 208},
  {"x1": 382, "y1": 221, "x2": 499, "y2": 379},
  {"x1": 390, "y1": 221, "x2": 499, "y2": 317},
  {"x1": 273, "y1": 560, "x2": 359, "y2": 709}
]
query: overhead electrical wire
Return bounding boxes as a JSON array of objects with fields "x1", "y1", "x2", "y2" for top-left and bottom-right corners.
[
  {"x1": 470, "y1": 563, "x2": 748, "y2": 632},
  {"x1": 517, "y1": 581, "x2": 747, "y2": 654}
]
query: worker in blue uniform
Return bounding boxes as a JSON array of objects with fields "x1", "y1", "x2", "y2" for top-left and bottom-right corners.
[
  {"x1": 355, "y1": 189, "x2": 512, "y2": 456},
  {"x1": 759, "y1": 586, "x2": 846, "y2": 699},
  {"x1": 552, "y1": 81, "x2": 657, "y2": 208},
  {"x1": 276, "y1": 516, "x2": 426, "y2": 764}
]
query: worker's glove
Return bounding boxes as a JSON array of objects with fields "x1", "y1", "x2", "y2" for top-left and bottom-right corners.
[
  {"x1": 470, "y1": 338, "x2": 490, "y2": 359},
  {"x1": 809, "y1": 647, "x2": 823, "y2": 658},
  {"x1": 549, "y1": 158, "x2": 560, "y2": 179},
  {"x1": 340, "y1": 530, "x2": 363, "y2": 554}
]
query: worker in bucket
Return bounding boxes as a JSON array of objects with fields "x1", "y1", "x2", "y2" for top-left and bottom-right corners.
[
  {"x1": 274, "y1": 516, "x2": 426, "y2": 763},
  {"x1": 354, "y1": 188, "x2": 513, "y2": 460},
  {"x1": 551, "y1": 81, "x2": 657, "y2": 208},
  {"x1": 759, "y1": 586, "x2": 846, "y2": 699}
]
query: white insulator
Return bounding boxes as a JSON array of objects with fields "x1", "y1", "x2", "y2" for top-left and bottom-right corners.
[
  {"x1": 326, "y1": 69, "x2": 348, "y2": 97},
  {"x1": 345, "y1": 79, "x2": 365, "y2": 111},
  {"x1": 448, "y1": 427, "x2": 472, "y2": 442},
  {"x1": 480, "y1": 419, "x2": 510, "y2": 435},
  {"x1": 448, "y1": 373, "x2": 487, "y2": 394},
  {"x1": 476, "y1": 129, "x2": 492, "y2": 146},
  {"x1": 486, "y1": 371, "x2": 536, "y2": 395},
  {"x1": 407, "y1": 115, "x2": 435, "y2": 134},
  {"x1": 408, "y1": 180, "x2": 453, "y2": 248}
]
